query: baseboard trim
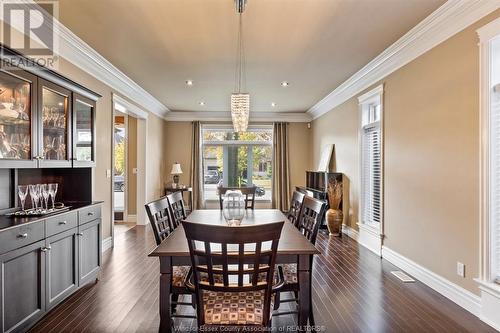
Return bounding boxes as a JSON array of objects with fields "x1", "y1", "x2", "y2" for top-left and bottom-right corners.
[
  {"x1": 381, "y1": 246, "x2": 481, "y2": 317},
  {"x1": 102, "y1": 237, "x2": 113, "y2": 253},
  {"x1": 357, "y1": 224, "x2": 382, "y2": 256},
  {"x1": 341, "y1": 224, "x2": 359, "y2": 241}
]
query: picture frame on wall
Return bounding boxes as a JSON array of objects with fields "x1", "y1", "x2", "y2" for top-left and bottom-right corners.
[{"x1": 317, "y1": 144, "x2": 334, "y2": 172}]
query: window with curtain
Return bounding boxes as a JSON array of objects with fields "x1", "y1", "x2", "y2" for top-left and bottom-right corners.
[
  {"x1": 359, "y1": 88, "x2": 383, "y2": 229},
  {"x1": 201, "y1": 125, "x2": 273, "y2": 202}
]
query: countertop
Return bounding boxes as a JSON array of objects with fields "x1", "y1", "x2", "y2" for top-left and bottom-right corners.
[{"x1": 0, "y1": 201, "x2": 103, "y2": 232}]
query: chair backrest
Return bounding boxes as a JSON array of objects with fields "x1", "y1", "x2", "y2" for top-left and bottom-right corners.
[
  {"x1": 286, "y1": 190, "x2": 306, "y2": 228},
  {"x1": 183, "y1": 221, "x2": 284, "y2": 327},
  {"x1": 297, "y1": 196, "x2": 326, "y2": 245},
  {"x1": 218, "y1": 186, "x2": 256, "y2": 210},
  {"x1": 166, "y1": 191, "x2": 186, "y2": 228},
  {"x1": 145, "y1": 196, "x2": 175, "y2": 245}
]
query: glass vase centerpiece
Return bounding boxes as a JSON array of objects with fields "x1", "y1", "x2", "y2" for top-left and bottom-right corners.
[{"x1": 222, "y1": 190, "x2": 246, "y2": 226}]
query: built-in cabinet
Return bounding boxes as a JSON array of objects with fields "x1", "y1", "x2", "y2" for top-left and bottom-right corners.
[
  {"x1": 0, "y1": 204, "x2": 102, "y2": 333},
  {"x1": 0, "y1": 68, "x2": 98, "y2": 169}
]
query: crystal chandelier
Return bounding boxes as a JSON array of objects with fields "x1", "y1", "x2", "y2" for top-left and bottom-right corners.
[{"x1": 231, "y1": 0, "x2": 249, "y2": 132}]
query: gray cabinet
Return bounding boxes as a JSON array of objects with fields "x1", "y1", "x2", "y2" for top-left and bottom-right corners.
[
  {"x1": 78, "y1": 218, "x2": 101, "y2": 286},
  {"x1": 0, "y1": 204, "x2": 102, "y2": 333},
  {"x1": 45, "y1": 228, "x2": 78, "y2": 310},
  {"x1": 0, "y1": 240, "x2": 45, "y2": 333}
]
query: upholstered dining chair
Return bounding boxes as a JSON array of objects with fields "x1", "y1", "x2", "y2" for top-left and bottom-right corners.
[
  {"x1": 285, "y1": 190, "x2": 306, "y2": 228},
  {"x1": 274, "y1": 195, "x2": 326, "y2": 325},
  {"x1": 183, "y1": 221, "x2": 286, "y2": 330},
  {"x1": 218, "y1": 186, "x2": 257, "y2": 210},
  {"x1": 145, "y1": 196, "x2": 194, "y2": 318}
]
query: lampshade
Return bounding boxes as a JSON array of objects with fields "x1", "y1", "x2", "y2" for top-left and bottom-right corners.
[{"x1": 170, "y1": 163, "x2": 183, "y2": 175}]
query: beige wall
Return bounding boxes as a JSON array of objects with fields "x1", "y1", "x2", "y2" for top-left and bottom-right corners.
[
  {"x1": 164, "y1": 121, "x2": 312, "y2": 206},
  {"x1": 164, "y1": 121, "x2": 193, "y2": 188},
  {"x1": 312, "y1": 10, "x2": 500, "y2": 294},
  {"x1": 289, "y1": 122, "x2": 313, "y2": 192},
  {"x1": 311, "y1": 98, "x2": 360, "y2": 229},
  {"x1": 127, "y1": 117, "x2": 137, "y2": 215}
]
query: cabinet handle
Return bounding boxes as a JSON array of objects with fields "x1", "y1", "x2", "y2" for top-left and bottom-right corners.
[
  {"x1": 40, "y1": 247, "x2": 48, "y2": 252},
  {"x1": 46, "y1": 245, "x2": 52, "y2": 251},
  {"x1": 18, "y1": 233, "x2": 28, "y2": 239},
  {"x1": 59, "y1": 221, "x2": 67, "y2": 225},
  {"x1": 77, "y1": 232, "x2": 83, "y2": 236},
  {"x1": 88, "y1": 212, "x2": 94, "y2": 216}
]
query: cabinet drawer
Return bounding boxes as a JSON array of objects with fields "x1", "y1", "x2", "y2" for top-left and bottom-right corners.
[
  {"x1": 46, "y1": 211, "x2": 78, "y2": 237},
  {"x1": 78, "y1": 205, "x2": 101, "y2": 225},
  {"x1": 0, "y1": 222, "x2": 45, "y2": 255}
]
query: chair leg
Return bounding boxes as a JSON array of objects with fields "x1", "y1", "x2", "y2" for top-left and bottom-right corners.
[
  {"x1": 171, "y1": 293, "x2": 179, "y2": 314},
  {"x1": 191, "y1": 294, "x2": 196, "y2": 309},
  {"x1": 274, "y1": 291, "x2": 281, "y2": 310},
  {"x1": 309, "y1": 306, "x2": 315, "y2": 326}
]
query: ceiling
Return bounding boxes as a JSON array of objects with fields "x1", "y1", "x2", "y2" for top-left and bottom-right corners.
[{"x1": 57, "y1": 0, "x2": 445, "y2": 114}]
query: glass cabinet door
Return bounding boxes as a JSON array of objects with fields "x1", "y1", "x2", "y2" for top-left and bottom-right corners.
[
  {"x1": 38, "y1": 79, "x2": 72, "y2": 168},
  {"x1": 0, "y1": 70, "x2": 37, "y2": 168},
  {"x1": 73, "y1": 94, "x2": 95, "y2": 167}
]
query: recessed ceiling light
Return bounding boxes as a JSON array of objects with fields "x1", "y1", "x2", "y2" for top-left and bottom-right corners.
[
  {"x1": 280, "y1": 81, "x2": 289, "y2": 87},
  {"x1": 271, "y1": 102, "x2": 276, "y2": 107},
  {"x1": 186, "y1": 80, "x2": 193, "y2": 86},
  {"x1": 199, "y1": 101, "x2": 205, "y2": 106}
]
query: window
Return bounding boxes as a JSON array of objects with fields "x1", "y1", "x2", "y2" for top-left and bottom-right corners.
[
  {"x1": 359, "y1": 85, "x2": 383, "y2": 229},
  {"x1": 202, "y1": 125, "x2": 273, "y2": 201},
  {"x1": 488, "y1": 37, "x2": 500, "y2": 283}
]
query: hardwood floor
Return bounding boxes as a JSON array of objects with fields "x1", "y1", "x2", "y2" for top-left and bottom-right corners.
[{"x1": 30, "y1": 226, "x2": 495, "y2": 333}]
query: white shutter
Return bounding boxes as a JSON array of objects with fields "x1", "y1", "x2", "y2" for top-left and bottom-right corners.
[
  {"x1": 491, "y1": 88, "x2": 500, "y2": 282},
  {"x1": 361, "y1": 122, "x2": 381, "y2": 226}
]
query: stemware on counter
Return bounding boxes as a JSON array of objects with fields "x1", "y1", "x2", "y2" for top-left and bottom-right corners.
[{"x1": 15, "y1": 183, "x2": 59, "y2": 215}]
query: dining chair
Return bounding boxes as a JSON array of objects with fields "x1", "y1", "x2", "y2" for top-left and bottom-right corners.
[
  {"x1": 183, "y1": 221, "x2": 286, "y2": 330},
  {"x1": 218, "y1": 186, "x2": 257, "y2": 210},
  {"x1": 166, "y1": 191, "x2": 187, "y2": 228},
  {"x1": 274, "y1": 195, "x2": 326, "y2": 325},
  {"x1": 285, "y1": 190, "x2": 306, "y2": 228},
  {"x1": 144, "y1": 196, "x2": 195, "y2": 318}
]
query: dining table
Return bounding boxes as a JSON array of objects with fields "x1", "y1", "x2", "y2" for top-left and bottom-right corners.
[{"x1": 148, "y1": 209, "x2": 320, "y2": 333}]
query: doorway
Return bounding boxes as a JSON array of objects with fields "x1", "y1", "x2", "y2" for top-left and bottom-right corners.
[
  {"x1": 113, "y1": 112, "x2": 137, "y2": 234},
  {"x1": 111, "y1": 94, "x2": 149, "y2": 247}
]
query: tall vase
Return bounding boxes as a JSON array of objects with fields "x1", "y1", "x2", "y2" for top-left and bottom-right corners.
[{"x1": 325, "y1": 209, "x2": 343, "y2": 236}]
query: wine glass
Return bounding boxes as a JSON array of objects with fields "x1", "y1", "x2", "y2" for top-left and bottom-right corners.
[
  {"x1": 48, "y1": 183, "x2": 58, "y2": 210},
  {"x1": 40, "y1": 184, "x2": 49, "y2": 211},
  {"x1": 18, "y1": 185, "x2": 28, "y2": 212},
  {"x1": 29, "y1": 184, "x2": 40, "y2": 212}
]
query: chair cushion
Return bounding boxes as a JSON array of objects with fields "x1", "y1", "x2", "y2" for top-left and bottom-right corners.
[
  {"x1": 280, "y1": 263, "x2": 297, "y2": 284},
  {"x1": 172, "y1": 266, "x2": 190, "y2": 287},
  {"x1": 202, "y1": 290, "x2": 273, "y2": 326}
]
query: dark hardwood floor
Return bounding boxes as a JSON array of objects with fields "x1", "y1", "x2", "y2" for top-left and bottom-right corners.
[{"x1": 30, "y1": 226, "x2": 496, "y2": 333}]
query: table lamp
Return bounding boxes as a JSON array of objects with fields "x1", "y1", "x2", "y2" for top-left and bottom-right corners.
[{"x1": 171, "y1": 162, "x2": 183, "y2": 187}]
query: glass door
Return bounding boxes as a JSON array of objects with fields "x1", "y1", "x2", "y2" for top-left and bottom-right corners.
[
  {"x1": 72, "y1": 94, "x2": 96, "y2": 167},
  {"x1": 0, "y1": 69, "x2": 37, "y2": 168},
  {"x1": 38, "y1": 79, "x2": 72, "y2": 168}
]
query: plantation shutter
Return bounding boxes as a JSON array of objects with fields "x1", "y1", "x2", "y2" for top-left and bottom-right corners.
[
  {"x1": 492, "y1": 86, "x2": 500, "y2": 283},
  {"x1": 361, "y1": 122, "x2": 381, "y2": 226}
]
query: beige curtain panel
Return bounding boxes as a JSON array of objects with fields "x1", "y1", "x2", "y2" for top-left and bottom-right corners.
[
  {"x1": 190, "y1": 121, "x2": 204, "y2": 210},
  {"x1": 272, "y1": 122, "x2": 291, "y2": 211}
]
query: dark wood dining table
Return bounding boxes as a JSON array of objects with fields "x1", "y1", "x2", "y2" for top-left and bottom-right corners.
[{"x1": 149, "y1": 209, "x2": 320, "y2": 333}]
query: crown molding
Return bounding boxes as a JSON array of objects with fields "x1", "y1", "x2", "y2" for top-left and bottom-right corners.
[
  {"x1": 308, "y1": 0, "x2": 500, "y2": 120},
  {"x1": 10, "y1": 0, "x2": 170, "y2": 119},
  {"x1": 165, "y1": 111, "x2": 312, "y2": 122},
  {"x1": 113, "y1": 94, "x2": 149, "y2": 120}
]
